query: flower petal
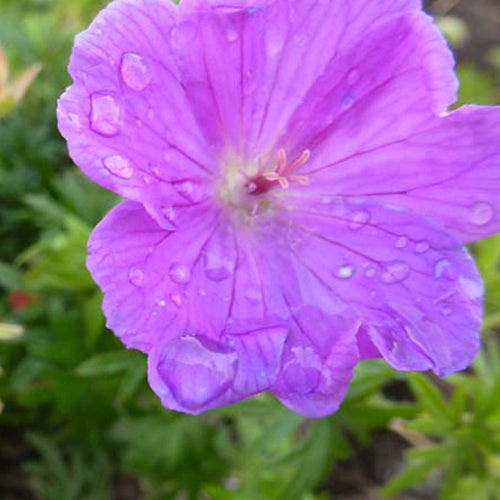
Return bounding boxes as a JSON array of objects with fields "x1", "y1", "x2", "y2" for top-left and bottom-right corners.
[
  {"x1": 87, "y1": 201, "x2": 294, "y2": 411},
  {"x1": 285, "y1": 10, "x2": 456, "y2": 161},
  {"x1": 57, "y1": 0, "x2": 216, "y2": 228},
  {"x1": 280, "y1": 197, "x2": 482, "y2": 376},
  {"x1": 307, "y1": 106, "x2": 500, "y2": 242},
  {"x1": 175, "y1": 0, "x2": 432, "y2": 157},
  {"x1": 271, "y1": 307, "x2": 361, "y2": 418}
]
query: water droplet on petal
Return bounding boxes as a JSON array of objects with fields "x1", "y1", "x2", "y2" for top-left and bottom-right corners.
[
  {"x1": 204, "y1": 252, "x2": 234, "y2": 282},
  {"x1": 245, "y1": 286, "x2": 262, "y2": 305},
  {"x1": 415, "y1": 241, "x2": 430, "y2": 254},
  {"x1": 459, "y1": 276, "x2": 483, "y2": 300},
  {"x1": 68, "y1": 112, "x2": 82, "y2": 131},
  {"x1": 469, "y1": 202, "x2": 494, "y2": 226},
  {"x1": 266, "y1": 26, "x2": 285, "y2": 57},
  {"x1": 341, "y1": 95, "x2": 355, "y2": 110},
  {"x1": 103, "y1": 155, "x2": 133, "y2": 179},
  {"x1": 434, "y1": 259, "x2": 452, "y2": 278},
  {"x1": 170, "y1": 22, "x2": 196, "y2": 48},
  {"x1": 347, "y1": 68, "x2": 360, "y2": 85},
  {"x1": 336, "y1": 265, "x2": 355, "y2": 280},
  {"x1": 441, "y1": 306, "x2": 452, "y2": 317},
  {"x1": 348, "y1": 209, "x2": 370, "y2": 230},
  {"x1": 120, "y1": 53, "x2": 151, "y2": 91},
  {"x1": 172, "y1": 180, "x2": 202, "y2": 203},
  {"x1": 381, "y1": 261, "x2": 410, "y2": 284},
  {"x1": 226, "y1": 28, "x2": 238, "y2": 42},
  {"x1": 294, "y1": 33, "x2": 307, "y2": 47},
  {"x1": 157, "y1": 335, "x2": 237, "y2": 410},
  {"x1": 169, "y1": 263, "x2": 191, "y2": 284},
  {"x1": 364, "y1": 266, "x2": 376, "y2": 279},
  {"x1": 395, "y1": 236, "x2": 409, "y2": 249},
  {"x1": 90, "y1": 93, "x2": 122, "y2": 136},
  {"x1": 128, "y1": 266, "x2": 144, "y2": 287},
  {"x1": 156, "y1": 298, "x2": 167, "y2": 307},
  {"x1": 170, "y1": 293, "x2": 183, "y2": 307}
]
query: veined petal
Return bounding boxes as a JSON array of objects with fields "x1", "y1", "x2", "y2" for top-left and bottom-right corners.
[
  {"x1": 285, "y1": 10, "x2": 457, "y2": 161},
  {"x1": 87, "y1": 201, "x2": 294, "y2": 411},
  {"x1": 174, "y1": 0, "x2": 432, "y2": 158},
  {"x1": 279, "y1": 197, "x2": 482, "y2": 376},
  {"x1": 307, "y1": 106, "x2": 500, "y2": 242},
  {"x1": 57, "y1": 0, "x2": 216, "y2": 229},
  {"x1": 271, "y1": 307, "x2": 360, "y2": 418}
]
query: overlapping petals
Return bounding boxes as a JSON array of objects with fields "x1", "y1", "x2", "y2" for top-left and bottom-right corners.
[
  {"x1": 87, "y1": 201, "x2": 361, "y2": 415},
  {"x1": 58, "y1": 0, "x2": 500, "y2": 417}
]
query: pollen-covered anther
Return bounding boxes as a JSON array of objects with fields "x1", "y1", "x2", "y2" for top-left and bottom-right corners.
[{"x1": 250, "y1": 148, "x2": 311, "y2": 194}]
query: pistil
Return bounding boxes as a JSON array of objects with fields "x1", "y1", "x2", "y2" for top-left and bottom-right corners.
[{"x1": 248, "y1": 148, "x2": 311, "y2": 195}]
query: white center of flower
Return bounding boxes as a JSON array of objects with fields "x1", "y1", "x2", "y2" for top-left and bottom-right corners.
[{"x1": 217, "y1": 148, "x2": 311, "y2": 217}]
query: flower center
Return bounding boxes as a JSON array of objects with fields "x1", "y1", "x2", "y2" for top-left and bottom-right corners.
[
  {"x1": 247, "y1": 148, "x2": 310, "y2": 195},
  {"x1": 217, "y1": 148, "x2": 311, "y2": 218}
]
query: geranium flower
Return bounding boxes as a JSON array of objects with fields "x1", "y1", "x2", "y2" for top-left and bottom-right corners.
[{"x1": 57, "y1": 0, "x2": 500, "y2": 417}]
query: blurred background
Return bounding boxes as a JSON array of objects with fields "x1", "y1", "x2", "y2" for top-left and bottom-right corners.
[{"x1": 0, "y1": 0, "x2": 499, "y2": 499}]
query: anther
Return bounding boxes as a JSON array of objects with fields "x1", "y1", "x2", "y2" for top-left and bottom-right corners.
[{"x1": 249, "y1": 148, "x2": 311, "y2": 195}]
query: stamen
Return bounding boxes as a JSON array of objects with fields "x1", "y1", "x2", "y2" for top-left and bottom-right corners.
[{"x1": 246, "y1": 148, "x2": 311, "y2": 195}]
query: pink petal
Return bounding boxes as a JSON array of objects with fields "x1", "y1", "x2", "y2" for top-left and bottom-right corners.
[
  {"x1": 280, "y1": 197, "x2": 482, "y2": 376},
  {"x1": 57, "y1": 0, "x2": 216, "y2": 229},
  {"x1": 174, "y1": 0, "x2": 433, "y2": 157},
  {"x1": 307, "y1": 105, "x2": 500, "y2": 242}
]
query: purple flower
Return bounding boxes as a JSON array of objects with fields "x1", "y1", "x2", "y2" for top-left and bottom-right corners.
[{"x1": 57, "y1": 0, "x2": 500, "y2": 417}]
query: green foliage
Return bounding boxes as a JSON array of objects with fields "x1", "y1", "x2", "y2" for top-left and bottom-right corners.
[{"x1": 382, "y1": 344, "x2": 500, "y2": 499}]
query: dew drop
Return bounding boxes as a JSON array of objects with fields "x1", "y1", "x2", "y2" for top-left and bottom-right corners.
[
  {"x1": 156, "y1": 298, "x2": 167, "y2": 307},
  {"x1": 364, "y1": 266, "x2": 376, "y2": 279},
  {"x1": 415, "y1": 241, "x2": 430, "y2": 254},
  {"x1": 469, "y1": 202, "x2": 494, "y2": 226},
  {"x1": 459, "y1": 277, "x2": 483, "y2": 300},
  {"x1": 120, "y1": 53, "x2": 151, "y2": 91},
  {"x1": 347, "y1": 68, "x2": 360, "y2": 85},
  {"x1": 441, "y1": 306, "x2": 452, "y2": 317},
  {"x1": 226, "y1": 28, "x2": 238, "y2": 42},
  {"x1": 204, "y1": 252, "x2": 234, "y2": 282},
  {"x1": 381, "y1": 261, "x2": 410, "y2": 284},
  {"x1": 67, "y1": 112, "x2": 82, "y2": 131},
  {"x1": 157, "y1": 336, "x2": 237, "y2": 410},
  {"x1": 170, "y1": 293, "x2": 183, "y2": 307},
  {"x1": 245, "y1": 286, "x2": 262, "y2": 304},
  {"x1": 128, "y1": 266, "x2": 144, "y2": 287},
  {"x1": 103, "y1": 155, "x2": 133, "y2": 179},
  {"x1": 336, "y1": 265, "x2": 355, "y2": 280},
  {"x1": 172, "y1": 180, "x2": 202, "y2": 203},
  {"x1": 341, "y1": 95, "x2": 355, "y2": 110},
  {"x1": 395, "y1": 236, "x2": 409, "y2": 249},
  {"x1": 266, "y1": 26, "x2": 285, "y2": 57},
  {"x1": 348, "y1": 209, "x2": 370, "y2": 230},
  {"x1": 169, "y1": 263, "x2": 191, "y2": 284},
  {"x1": 170, "y1": 22, "x2": 196, "y2": 48},
  {"x1": 434, "y1": 259, "x2": 452, "y2": 278},
  {"x1": 90, "y1": 93, "x2": 122, "y2": 136}
]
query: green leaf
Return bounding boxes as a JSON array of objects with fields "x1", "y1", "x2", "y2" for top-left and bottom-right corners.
[
  {"x1": 407, "y1": 373, "x2": 453, "y2": 424},
  {"x1": 381, "y1": 450, "x2": 443, "y2": 497},
  {"x1": 75, "y1": 350, "x2": 143, "y2": 377}
]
